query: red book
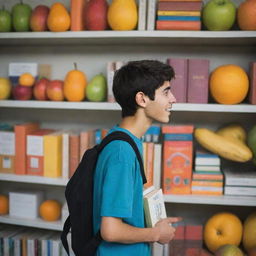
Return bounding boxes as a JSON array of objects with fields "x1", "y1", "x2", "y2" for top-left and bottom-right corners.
[
  {"x1": 167, "y1": 58, "x2": 188, "y2": 103},
  {"x1": 69, "y1": 133, "x2": 80, "y2": 178},
  {"x1": 158, "y1": 1, "x2": 203, "y2": 11},
  {"x1": 249, "y1": 62, "x2": 256, "y2": 104},
  {"x1": 156, "y1": 20, "x2": 201, "y2": 30},
  {"x1": 187, "y1": 59, "x2": 209, "y2": 103}
]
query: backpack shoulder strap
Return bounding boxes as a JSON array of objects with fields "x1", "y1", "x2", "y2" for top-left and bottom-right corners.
[
  {"x1": 61, "y1": 215, "x2": 71, "y2": 255},
  {"x1": 97, "y1": 131, "x2": 147, "y2": 184}
]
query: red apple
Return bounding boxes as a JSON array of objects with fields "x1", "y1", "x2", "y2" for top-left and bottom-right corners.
[
  {"x1": 12, "y1": 84, "x2": 33, "y2": 100},
  {"x1": 30, "y1": 5, "x2": 50, "y2": 32},
  {"x1": 46, "y1": 80, "x2": 64, "y2": 101},
  {"x1": 33, "y1": 78, "x2": 49, "y2": 100}
]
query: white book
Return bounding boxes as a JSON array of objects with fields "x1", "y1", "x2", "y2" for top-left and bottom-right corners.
[
  {"x1": 195, "y1": 157, "x2": 220, "y2": 166},
  {"x1": 195, "y1": 165, "x2": 220, "y2": 172},
  {"x1": 153, "y1": 144, "x2": 162, "y2": 190},
  {"x1": 147, "y1": 0, "x2": 157, "y2": 30},
  {"x1": 107, "y1": 62, "x2": 116, "y2": 103},
  {"x1": 223, "y1": 168, "x2": 256, "y2": 186},
  {"x1": 192, "y1": 186, "x2": 223, "y2": 192},
  {"x1": 138, "y1": 0, "x2": 147, "y2": 31},
  {"x1": 224, "y1": 186, "x2": 256, "y2": 196},
  {"x1": 62, "y1": 131, "x2": 71, "y2": 179},
  {"x1": 144, "y1": 188, "x2": 166, "y2": 228}
]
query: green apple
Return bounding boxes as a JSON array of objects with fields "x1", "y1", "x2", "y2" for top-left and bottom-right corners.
[
  {"x1": 215, "y1": 244, "x2": 244, "y2": 256},
  {"x1": 202, "y1": 0, "x2": 236, "y2": 31},
  {"x1": 0, "y1": 7, "x2": 12, "y2": 32},
  {"x1": 12, "y1": 1, "x2": 32, "y2": 31},
  {"x1": 86, "y1": 74, "x2": 107, "y2": 102}
]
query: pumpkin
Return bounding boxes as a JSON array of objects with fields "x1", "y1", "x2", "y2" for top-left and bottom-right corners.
[
  {"x1": 210, "y1": 64, "x2": 249, "y2": 104},
  {"x1": 237, "y1": 0, "x2": 256, "y2": 31},
  {"x1": 39, "y1": 199, "x2": 61, "y2": 221},
  {"x1": 0, "y1": 194, "x2": 9, "y2": 215}
]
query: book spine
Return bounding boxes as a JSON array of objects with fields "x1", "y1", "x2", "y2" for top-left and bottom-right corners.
[
  {"x1": 191, "y1": 180, "x2": 223, "y2": 187},
  {"x1": 249, "y1": 62, "x2": 256, "y2": 104},
  {"x1": 158, "y1": 1, "x2": 203, "y2": 11},
  {"x1": 138, "y1": 0, "x2": 147, "y2": 31},
  {"x1": 158, "y1": 11, "x2": 201, "y2": 16},
  {"x1": 147, "y1": 0, "x2": 157, "y2": 30},
  {"x1": 159, "y1": 0, "x2": 202, "y2": 2},
  {"x1": 187, "y1": 59, "x2": 209, "y2": 103},
  {"x1": 144, "y1": 142, "x2": 155, "y2": 189},
  {"x1": 158, "y1": 15, "x2": 200, "y2": 21},
  {"x1": 224, "y1": 186, "x2": 256, "y2": 196},
  {"x1": 107, "y1": 62, "x2": 116, "y2": 103},
  {"x1": 80, "y1": 131, "x2": 89, "y2": 160},
  {"x1": 162, "y1": 125, "x2": 194, "y2": 134},
  {"x1": 153, "y1": 144, "x2": 162, "y2": 190},
  {"x1": 167, "y1": 58, "x2": 188, "y2": 103},
  {"x1": 192, "y1": 173, "x2": 223, "y2": 180},
  {"x1": 69, "y1": 134, "x2": 80, "y2": 178},
  {"x1": 156, "y1": 20, "x2": 201, "y2": 30},
  {"x1": 62, "y1": 133, "x2": 69, "y2": 179},
  {"x1": 224, "y1": 177, "x2": 256, "y2": 186}
]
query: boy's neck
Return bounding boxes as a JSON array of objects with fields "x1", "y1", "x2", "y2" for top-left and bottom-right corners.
[{"x1": 119, "y1": 110, "x2": 152, "y2": 138}]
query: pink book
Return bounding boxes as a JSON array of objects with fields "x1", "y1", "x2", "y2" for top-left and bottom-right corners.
[
  {"x1": 187, "y1": 59, "x2": 209, "y2": 103},
  {"x1": 167, "y1": 58, "x2": 188, "y2": 103},
  {"x1": 249, "y1": 62, "x2": 256, "y2": 105},
  {"x1": 158, "y1": 1, "x2": 203, "y2": 11}
]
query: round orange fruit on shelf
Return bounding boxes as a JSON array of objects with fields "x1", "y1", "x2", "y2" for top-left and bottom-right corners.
[
  {"x1": 0, "y1": 194, "x2": 9, "y2": 215},
  {"x1": 39, "y1": 199, "x2": 61, "y2": 221},
  {"x1": 19, "y1": 73, "x2": 35, "y2": 87},
  {"x1": 210, "y1": 64, "x2": 249, "y2": 104}
]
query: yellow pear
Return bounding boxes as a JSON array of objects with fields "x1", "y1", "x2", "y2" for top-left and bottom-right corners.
[
  {"x1": 47, "y1": 3, "x2": 71, "y2": 32},
  {"x1": 107, "y1": 0, "x2": 138, "y2": 30}
]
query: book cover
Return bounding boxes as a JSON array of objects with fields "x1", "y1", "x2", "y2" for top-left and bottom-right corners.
[
  {"x1": 138, "y1": 0, "x2": 147, "y2": 31},
  {"x1": 14, "y1": 122, "x2": 40, "y2": 175},
  {"x1": 144, "y1": 142, "x2": 155, "y2": 189},
  {"x1": 187, "y1": 59, "x2": 209, "y2": 103},
  {"x1": 249, "y1": 62, "x2": 256, "y2": 105},
  {"x1": 158, "y1": 1, "x2": 203, "y2": 11},
  {"x1": 147, "y1": 0, "x2": 157, "y2": 30},
  {"x1": 153, "y1": 143, "x2": 162, "y2": 190},
  {"x1": 167, "y1": 58, "x2": 188, "y2": 103},
  {"x1": 143, "y1": 188, "x2": 167, "y2": 227},
  {"x1": 69, "y1": 132, "x2": 80, "y2": 178},
  {"x1": 156, "y1": 20, "x2": 201, "y2": 30},
  {"x1": 43, "y1": 132, "x2": 62, "y2": 178},
  {"x1": 158, "y1": 10, "x2": 201, "y2": 16},
  {"x1": 26, "y1": 129, "x2": 55, "y2": 176}
]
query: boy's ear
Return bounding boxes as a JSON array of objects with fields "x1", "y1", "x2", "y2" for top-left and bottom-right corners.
[{"x1": 135, "y1": 91, "x2": 148, "y2": 108}]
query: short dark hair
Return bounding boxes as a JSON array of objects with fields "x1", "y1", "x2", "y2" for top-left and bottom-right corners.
[{"x1": 113, "y1": 60, "x2": 175, "y2": 117}]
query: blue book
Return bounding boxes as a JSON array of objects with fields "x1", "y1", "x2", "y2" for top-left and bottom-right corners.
[{"x1": 157, "y1": 15, "x2": 200, "y2": 21}]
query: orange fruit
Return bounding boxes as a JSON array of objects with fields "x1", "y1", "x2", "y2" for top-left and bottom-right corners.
[
  {"x1": 210, "y1": 64, "x2": 249, "y2": 104},
  {"x1": 0, "y1": 194, "x2": 9, "y2": 215},
  {"x1": 237, "y1": 0, "x2": 256, "y2": 30},
  {"x1": 19, "y1": 73, "x2": 35, "y2": 87},
  {"x1": 39, "y1": 199, "x2": 61, "y2": 221}
]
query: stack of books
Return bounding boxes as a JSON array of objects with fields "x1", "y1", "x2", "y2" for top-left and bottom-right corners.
[
  {"x1": 222, "y1": 160, "x2": 256, "y2": 196},
  {"x1": 156, "y1": 0, "x2": 203, "y2": 30},
  {"x1": 191, "y1": 151, "x2": 223, "y2": 195}
]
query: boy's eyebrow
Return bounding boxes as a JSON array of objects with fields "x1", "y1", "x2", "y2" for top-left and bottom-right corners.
[{"x1": 163, "y1": 86, "x2": 171, "y2": 92}]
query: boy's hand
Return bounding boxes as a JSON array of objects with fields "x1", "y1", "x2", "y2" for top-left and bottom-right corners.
[{"x1": 154, "y1": 217, "x2": 182, "y2": 244}]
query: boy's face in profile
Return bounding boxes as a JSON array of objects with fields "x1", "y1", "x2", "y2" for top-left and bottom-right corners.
[{"x1": 144, "y1": 81, "x2": 176, "y2": 123}]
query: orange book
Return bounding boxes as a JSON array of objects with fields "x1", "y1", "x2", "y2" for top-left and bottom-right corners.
[
  {"x1": 191, "y1": 180, "x2": 223, "y2": 187},
  {"x1": 162, "y1": 125, "x2": 194, "y2": 134},
  {"x1": 69, "y1": 133, "x2": 80, "y2": 178},
  {"x1": 14, "y1": 122, "x2": 39, "y2": 175},
  {"x1": 26, "y1": 129, "x2": 55, "y2": 176},
  {"x1": 159, "y1": 0, "x2": 202, "y2": 2},
  {"x1": 70, "y1": 0, "x2": 86, "y2": 31},
  {"x1": 192, "y1": 173, "x2": 223, "y2": 180},
  {"x1": 156, "y1": 20, "x2": 201, "y2": 31},
  {"x1": 144, "y1": 142, "x2": 155, "y2": 189},
  {"x1": 163, "y1": 140, "x2": 193, "y2": 194}
]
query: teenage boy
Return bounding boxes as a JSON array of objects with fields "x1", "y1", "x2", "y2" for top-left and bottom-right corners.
[{"x1": 93, "y1": 60, "x2": 181, "y2": 256}]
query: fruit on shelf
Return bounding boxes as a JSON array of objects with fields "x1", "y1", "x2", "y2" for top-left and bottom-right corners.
[
  {"x1": 202, "y1": 0, "x2": 236, "y2": 31},
  {"x1": 215, "y1": 244, "x2": 244, "y2": 256},
  {"x1": 248, "y1": 126, "x2": 256, "y2": 165},
  {"x1": 12, "y1": 84, "x2": 33, "y2": 100},
  {"x1": 0, "y1": 6, "x2": 12, "y2": 32},
  {"x1": 39, "y1": 199, "x2": 61, "y2": 221},
  {"x1": 0, "y1": 77, "x2": 12, "y2": 100},
  {"x1": 194, "y1": 127, "x2": 252, "y2": 162},
  {"x1": 84, "y1": 0, "x2": 108, "y2": 30},
  {"x1": 18, "y1": 73, "x2": 35, "y2": 87},
  {"x1": 243, "y1": 212, "x2": 256, "y2": 252},
  {"x1": 47, "y1": 3, "x2": 71, "y2": 32},
  {"x1": 237, "y1": 0, "x2": 256, "y2": 30},
  {"x1": 107, "y1": 0, "x2": 138, "y2": 30},
  {"x1": 12, "y1": 1, "x2": 32, "y2": 32},
  {"x1": 33, "y1": 78, "x2": 50, "y2": 100},
  {"x1": 64, "y1": 63, "x2": 87, "y2": 102},
  {"x1": 210, "y1": 64, "x2": 249, "y2": 104},
  {"x1": 46, "y1": 80, "x2": 64, "y2": 101},
  {"x1": 203, "y1": 212, "x2": 243, "y2": 253},
  {"x1": 86, "y1": 73, "x2": 107, "y2": 102},
  {"x1": 0, "y1": 194, "x2": 9, "y2": 215},
  {"x1": 30, "y1": 5, "x2": 50, "y2": 32},
  {"x1": 216, "y1": 124, "x2": 247, "y2": 143}
]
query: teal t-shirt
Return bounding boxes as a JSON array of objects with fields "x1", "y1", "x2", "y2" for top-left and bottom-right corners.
[{"x1": 93, "y1": 126, "x2": 150, "y2": 256}]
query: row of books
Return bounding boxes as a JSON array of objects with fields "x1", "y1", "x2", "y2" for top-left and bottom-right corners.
[
  {"x1": 156, "y1": 0, "x2": 203, "y2": 31},
  {"x1": 0, "y1": 225, "x2": 65, "y2": 256}
]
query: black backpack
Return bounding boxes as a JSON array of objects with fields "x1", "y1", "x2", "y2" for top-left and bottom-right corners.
[{"x1": 61, "y1": 131, "x2": 147, "y2": 256}]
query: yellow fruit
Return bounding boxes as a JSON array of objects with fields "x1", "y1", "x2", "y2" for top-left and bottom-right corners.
[
  {"x1": 210, "y1": 64, "x2": 249, "y2": 104},
  {"x1": 194, "y1": 128, "x2": 252, "y2": 162},
  {"x1": 47, "y1": 3, "x2": 71, "y2": 32},
  {"x1": 204, "y1": 212, "x2": 243, "y2": 253},
  {"x1": 18, "y1": 73, "x2": 35, "y2": 87},
  {"x1": 0, "y1": 77, "x2": 12, "y2": 100},
  {"x1": 0, "y1": 194, "x2": 9, "y2": 215},
  {"x1": 107, "y1": 0, "x2": 138, "y2": 30},
  {"x1": 39, "y1": 199, "x2": 61, "y2": 221},
  {"x1": 216, "y1": 124, "x2": 247, "y2": 143},
  {"x1": 243, "y1": 212, "x2": 256, "y2": 252}
]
